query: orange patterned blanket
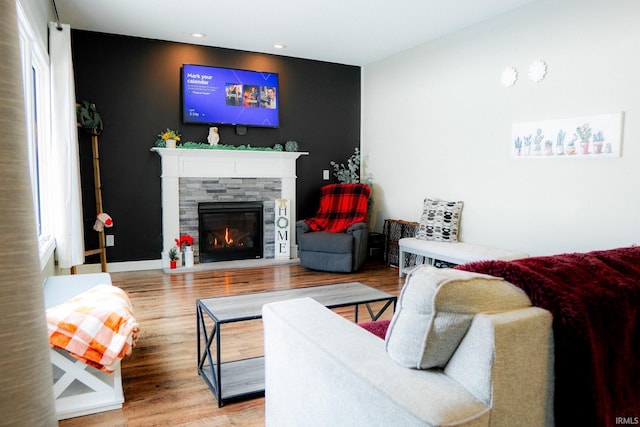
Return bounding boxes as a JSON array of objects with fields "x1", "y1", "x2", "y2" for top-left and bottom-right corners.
[{"x1": 46, "y1": 284, "x2": 140, "y2": 373}]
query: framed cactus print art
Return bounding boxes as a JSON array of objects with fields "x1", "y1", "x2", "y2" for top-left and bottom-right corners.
[{"x1": 511, "y1": 112, "x2": 623, "y2": 159}]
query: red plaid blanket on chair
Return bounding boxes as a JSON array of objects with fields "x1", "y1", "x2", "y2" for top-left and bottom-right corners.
[{"x1": 304, "y1": 183, "x2": 371, "y2": 233}]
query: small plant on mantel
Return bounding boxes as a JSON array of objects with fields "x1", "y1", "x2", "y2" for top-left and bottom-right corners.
[{"x1": 155, "y1": 128, "x2": 181, "y2": 147}]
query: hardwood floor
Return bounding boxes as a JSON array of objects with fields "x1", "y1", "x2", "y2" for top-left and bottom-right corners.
[{"x1": 58, "y1": 259, "x2": 404, "y2": 427}]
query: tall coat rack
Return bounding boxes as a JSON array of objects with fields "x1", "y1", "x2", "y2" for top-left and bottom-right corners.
[{"x1": 72, "y1": 101, "x2": 108, "y2": 273}]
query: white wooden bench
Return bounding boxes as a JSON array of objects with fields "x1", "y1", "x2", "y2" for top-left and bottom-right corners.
[
  {"x1": 398, "y1": 237, "x2": 528, "y2": 277},
  {"x1": 43, "y1": 273, "x2": 124, "y2": 420}
]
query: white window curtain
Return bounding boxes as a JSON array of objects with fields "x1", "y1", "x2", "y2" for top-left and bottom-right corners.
[{"x1": 49, "y1": 22, "x2": 85, "y2": 268}]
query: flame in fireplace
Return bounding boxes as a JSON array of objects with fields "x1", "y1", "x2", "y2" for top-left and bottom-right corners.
[
  {"x1": 211, "y1": 228, "x2": 238, "y2": 247},
  {"x1": 207, "y1": 227, "x2": 252, "y2": 249}
]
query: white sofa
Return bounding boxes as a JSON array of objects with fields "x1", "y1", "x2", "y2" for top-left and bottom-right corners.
[{"x1": 263, "y1": 267, "x2": 554, "y2": 427}]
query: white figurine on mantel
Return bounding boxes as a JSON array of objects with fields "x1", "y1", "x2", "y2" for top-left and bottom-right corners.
[{"x1": 207, "y1": 127, "x2": 220, "y2": 146}]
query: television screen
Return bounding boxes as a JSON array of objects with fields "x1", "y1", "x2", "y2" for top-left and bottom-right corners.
[{"x1": 182, "y1": 64, "x2": 279, "y2": 128}]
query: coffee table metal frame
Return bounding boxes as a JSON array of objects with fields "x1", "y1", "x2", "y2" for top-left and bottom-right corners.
[{"x1": 196, "y1": 282, "x2": 396, "y2": 407}]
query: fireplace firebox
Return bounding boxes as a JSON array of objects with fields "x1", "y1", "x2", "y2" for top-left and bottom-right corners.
[{"x1": 198, "y1": 202, "x2": 264, "y2": 263}]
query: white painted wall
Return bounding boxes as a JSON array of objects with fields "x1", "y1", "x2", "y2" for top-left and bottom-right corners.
[{"x1": 362, "y1": 0, "x2": 640, "y2": 257}]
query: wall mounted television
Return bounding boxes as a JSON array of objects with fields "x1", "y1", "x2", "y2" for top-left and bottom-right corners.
[{"x1": 182, "y1": 64, "x2": 279, "y2": 129}]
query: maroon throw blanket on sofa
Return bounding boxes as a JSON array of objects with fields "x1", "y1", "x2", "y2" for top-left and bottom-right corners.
[{"x1": 456, "y1": 246, "x2": 640, "y2": 427}]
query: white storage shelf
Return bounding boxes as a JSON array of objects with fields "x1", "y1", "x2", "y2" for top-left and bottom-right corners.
[{"x1": 44, "y1": 273, "x2": 125, "y2": 420}]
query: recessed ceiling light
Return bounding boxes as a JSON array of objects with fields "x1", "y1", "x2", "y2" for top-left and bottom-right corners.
[
  {"x1": 191, "y1": 33, "x2": 206, "y2": 38},
  {"x1": 274, "y1": 44, "x2": 286, "y2": 49}
]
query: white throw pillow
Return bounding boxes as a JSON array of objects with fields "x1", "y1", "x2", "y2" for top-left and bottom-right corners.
[
  {"x1": 415, "y1": 198, "x2": 463, "y2": 242},
  {"x1": 385, "y1": 266, "x2": 531, "y2": 369}
]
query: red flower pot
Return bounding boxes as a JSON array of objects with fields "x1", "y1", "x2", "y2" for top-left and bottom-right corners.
[{"x1": 170, "y1": 260, "x2": 177, "y2": 269}]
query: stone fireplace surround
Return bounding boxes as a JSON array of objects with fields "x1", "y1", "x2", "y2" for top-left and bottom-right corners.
[
  {"x1": 152, "y1": 148, "x2": 307, "y2": 269},
  {"x1": 179, "y1": 178, "x2": 279, "y2": 263}
]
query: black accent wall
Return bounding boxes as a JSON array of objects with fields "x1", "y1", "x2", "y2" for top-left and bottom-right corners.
[{"x1": 71, "y1": 30, "x2": 361, "y2": 263}]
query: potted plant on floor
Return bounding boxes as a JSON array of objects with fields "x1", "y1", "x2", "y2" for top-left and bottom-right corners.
[
  {"x1": 330, "y1": 147, "x2": 375, "y2": 229},
  {"x1": 168, "y1": 247, "x2": 179, "y2": 269},
  {"x1": 176, "y1": 235, "x2": 195, "y2": 267}
]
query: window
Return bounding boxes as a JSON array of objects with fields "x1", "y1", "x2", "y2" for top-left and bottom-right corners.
[{"x1": 17, "y1": 1, "x2": 55, "y2": 268}]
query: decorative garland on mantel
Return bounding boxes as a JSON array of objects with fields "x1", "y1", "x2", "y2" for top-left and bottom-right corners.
[{"x1": 154, "y1": 140, "x2": 299, "y2": 152}]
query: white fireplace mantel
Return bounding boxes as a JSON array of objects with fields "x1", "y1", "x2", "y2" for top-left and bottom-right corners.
[{"x1": 152, "y1": 147, "x2": 308, "y2": 267}]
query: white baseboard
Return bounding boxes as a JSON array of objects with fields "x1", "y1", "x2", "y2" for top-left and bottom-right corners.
[
  {"x1": 69, "y1": 259, "x2": 162, "y2": 274},
  {"x1": 161, "y1": 257, "x2": 300, "y2": 274},
  {"x1": 71, "y1": 257, "x2": 300, "y2": 274}
]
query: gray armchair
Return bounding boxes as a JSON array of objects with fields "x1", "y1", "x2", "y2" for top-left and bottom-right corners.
[
  {"x1": 296, "y1": 221, "x2": 368, "y2": 272},
  {"x1": 296, "y1": 183, "x2": 371, "y2": 273}
]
